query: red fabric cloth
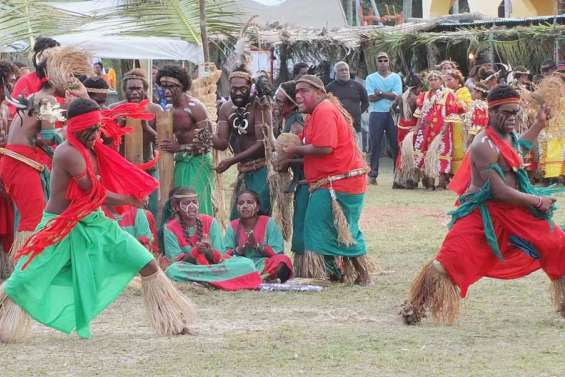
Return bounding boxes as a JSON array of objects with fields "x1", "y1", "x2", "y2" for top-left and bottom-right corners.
[
  {"x1": 448, "y1": 127, "x2": 523, "y2": 196},
  {"x1": 230, "y1": 215, "x2": 270, "y2": 246},
  {"x1": 167, "y1": 215, "x2": 214, "y2": 250},
  {"x1": 471, "y1": 105, "x2": 488, "y2": 130},
  {"x1": 0, "y1": 145, "x2": 50, "y2": 232},
  {"x1": 0, "y1": 190, "x2": 14, "y2": 252},
  {"x1": 413, "y1": 90, "x2": 459, "y2": 174},
  {"x1": 303, "y1": 100, "x2": 367, "y2": 194},
  {"x1": 100, "y1": 100, "x2": 155, "y2": 148},
  {"x1": 227, "y1": 216, "x2": 293, "y2": 279},
  {"x1": 396, "y1": 118, "x2": 417, "y2": 169},
  {"x1": 16, "y1": 110, "x2": 158, "y2": 268},
  {"x1": 437, "y1": 201, "x2": 565, "y2": 298},
  {"x1": 262, "y1": 253, "x2": 293, "y2": 279}
]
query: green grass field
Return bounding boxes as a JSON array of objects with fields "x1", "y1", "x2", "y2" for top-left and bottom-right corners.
[{"x1": 2, "y1": 160, "x2": 565, "y2": 377}]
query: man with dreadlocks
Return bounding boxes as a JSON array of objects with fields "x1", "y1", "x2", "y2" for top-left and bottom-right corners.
[
  {"x1": 0, "y1": 98, "x2": 195, "y2": 343},
  {"x1": 284, "y1": 75, "x2": 370, "y2": 285},
  {"x1": 157, "y1": 65, "x2": 215, "y2": 216},
  {"x1": 215, "y1": 66, "x2": 273, "y2": 219},
  {"x1": 401, "y1": 85, "x2": 565, "y2": 326}
]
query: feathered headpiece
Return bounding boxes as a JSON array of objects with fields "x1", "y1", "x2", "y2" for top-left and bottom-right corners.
[{"x1": 45, "y1": 46, "x2": 93, "y2": 93}]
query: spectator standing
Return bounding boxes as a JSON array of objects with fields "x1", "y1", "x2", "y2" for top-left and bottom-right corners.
[
  {"x1": 365, "y1": 52, "x2": 402, "y2": 185},
  {"x1": 326, "y1": 61, "x2": 369, "y2": 150}
]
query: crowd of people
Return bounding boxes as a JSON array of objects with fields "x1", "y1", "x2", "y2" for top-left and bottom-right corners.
[{"x1": 0, "y1": 35, "x2": 563, "y2": 343}]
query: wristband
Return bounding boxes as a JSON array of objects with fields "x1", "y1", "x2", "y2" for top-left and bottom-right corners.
[{"x1": 534, "y1": 196, "x2": 543, "y2": 209}]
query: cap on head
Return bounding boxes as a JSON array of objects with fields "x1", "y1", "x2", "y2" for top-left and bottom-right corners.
[{"x1": 376, "y1": 52, "x2": 389, "y2": 60}]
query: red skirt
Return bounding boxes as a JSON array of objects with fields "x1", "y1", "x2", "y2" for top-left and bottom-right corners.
[
  {"x1": 437, "y1": 202, "x2": 565, "y2": 298},
  {"x1": 0, "y1": 145, "x2": 50, "y2": 232}
]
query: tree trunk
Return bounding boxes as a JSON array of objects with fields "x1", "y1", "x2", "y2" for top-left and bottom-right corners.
[
  {"x1": 199, "y1": 0, "x2": 210, "y2": 62},
  {"x1": 344, "y1": 0, "x2": 354, "y2": 25}
]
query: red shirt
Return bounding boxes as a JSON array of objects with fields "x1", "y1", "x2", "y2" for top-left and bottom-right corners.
[{"x1": 303, "y1": 99, "x2": 367, "y2": 194}]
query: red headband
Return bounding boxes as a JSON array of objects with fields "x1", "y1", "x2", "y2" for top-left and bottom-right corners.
[
  {"x1": 488, "y1": 97, "x2": 520, "y2": 109},
  {"x1": 67, "y1": 110, "x2": 102, "y2": 133}
]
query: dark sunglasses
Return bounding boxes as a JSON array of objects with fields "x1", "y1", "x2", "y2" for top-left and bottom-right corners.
[{"x1": 377, "y1": 59, "x2": 389, "y2": 62}]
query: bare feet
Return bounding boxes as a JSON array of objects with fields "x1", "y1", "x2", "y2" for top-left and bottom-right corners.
[
  {"x1": 177, "y1": 327, "x2": 196, "y2": 335},
  {"x1": 400, "y1": 301, "x2": 425, "y2": 325},
  {"x1": 354, "y1": 273, "x2": 371, "y2": 286}
]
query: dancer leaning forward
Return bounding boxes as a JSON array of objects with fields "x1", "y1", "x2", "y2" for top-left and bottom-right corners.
[
  {"x1": 401, "y1": 85, "x2": 565, "y2": 325},
  {"x1": 0, "y1": 98, "x2": 195, "y2": 343}
]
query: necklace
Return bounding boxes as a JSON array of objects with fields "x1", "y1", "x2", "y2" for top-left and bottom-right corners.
[{"x1": 229, "y1": 106, "x2": 250, "y2": 135}]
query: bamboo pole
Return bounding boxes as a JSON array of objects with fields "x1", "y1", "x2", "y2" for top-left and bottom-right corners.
[
  {"x1": 156, "y1": 109, "x2": 174, "y2": 224},
  {"x1": 124, "y1": 119, "x2": 144, "y2": 164}
]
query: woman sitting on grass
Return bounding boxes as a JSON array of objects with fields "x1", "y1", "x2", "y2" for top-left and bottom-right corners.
[
  {"x1": 224, "y1": 190, "x2": 293, "y2": 283},
  {"x1": 163, "y1": 187, "x2": 262, "y2": 291}
]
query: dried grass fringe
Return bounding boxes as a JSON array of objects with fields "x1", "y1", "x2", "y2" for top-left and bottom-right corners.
[
  {"x1": 0, "y1": 283, "x2": 32, "y2": 343},
  {"x1": 46, "y1": 46, "x2": 93, "y2": 93},
  {"x1": 212, "y1": 150, "x2": 229, "y2": 228},
  {"x1": 550, "y1": 277, "x2": 565, "y2": 318},
  {"x1": 340, "y1": 255, "x2": 381, "y2": 284},
  {"x1": 8, "y1": 231, "x2": 34, "y2": 262},
  {"x1": 292, "y1": 252, "x2": 305, "y2": 278},
  {"x1": 142, "y1": 270, "x2": 196, "y2": 336},
  {"x1": 302, "y1": 251, "x2": 328, "y2": 279},
  {"x1": 398, "y1": 130, "x2": 418, "y2": 184},
  {"x1": 330, "y1": 191, "x2": 354, "y2": 247},
  {"x1": 272, "y1": 172, "x2": 293, "y2": 241},
  {"x1": 423, "y1": 133, "x2": 443, "y2": 180},
  {"x1": 0, "y1": 250, "x2": 13, "y2": 280},
  {"x1": 407, "y1": 261, "x2": 460, "y2": 324}
]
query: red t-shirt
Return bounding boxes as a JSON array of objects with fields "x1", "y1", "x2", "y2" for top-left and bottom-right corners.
[{"x1": 303, "y1": 100, "x2": 367, "y2": 194}]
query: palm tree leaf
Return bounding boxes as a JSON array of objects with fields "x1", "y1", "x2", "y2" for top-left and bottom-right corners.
[
  {"x1": 0, "y1": 0, "x2": 91, "y2": 49},
  {"x1": 102, "y1": 0, "x2": 239, "y2": 44}
]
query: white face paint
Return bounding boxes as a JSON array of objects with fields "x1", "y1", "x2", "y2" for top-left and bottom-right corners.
[
  {"x1": 180, "y1": 201, "x2": 198, "y2": 214},
  {"x1": 176, "y1": 195, "x2": 199, "y2": 218}
]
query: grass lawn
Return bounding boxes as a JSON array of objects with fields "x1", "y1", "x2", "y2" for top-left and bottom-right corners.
[{"x1": 2, "y1": 160, "x2": 565, "y2": 377}]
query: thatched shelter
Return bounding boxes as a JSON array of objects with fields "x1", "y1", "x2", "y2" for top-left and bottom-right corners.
[
  {"x1": 363, "y1": 14, "x2": 565, "y2": 76},
  {"x1": 223, "y1": 13, "x2": 563, "y2": 83}
]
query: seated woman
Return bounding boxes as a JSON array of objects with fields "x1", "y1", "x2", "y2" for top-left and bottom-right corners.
[
  {"x1": 163, "y1": 187, "x2": 262, "y2": 291},
  {"x1": 224, "y1": 190, "x2": 293, "y2": 282}
]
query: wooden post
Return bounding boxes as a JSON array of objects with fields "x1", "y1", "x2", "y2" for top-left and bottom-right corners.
[
  {"x1": 124, "y1": 118, "x2": 144, "y2": 164},
  {"x1": 156, "y1": 109, "x2": 174, "y2": 224}
]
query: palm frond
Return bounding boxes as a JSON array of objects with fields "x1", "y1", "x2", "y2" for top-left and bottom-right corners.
[
  {"x1": 0, "y1": 1, "x2": 91, "y2": 49},
  {"x1": 101, "y1": 0, "x2": 239, "y2": 45}
]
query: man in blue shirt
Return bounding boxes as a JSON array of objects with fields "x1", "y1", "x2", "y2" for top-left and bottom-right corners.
[{"x1": 365, "y1": 52, "x2": 402, "y2": 185}]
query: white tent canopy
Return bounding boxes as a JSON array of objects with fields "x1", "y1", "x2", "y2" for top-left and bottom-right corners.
[
  {"x1": 39, "y1": 0, "x2": 201, "y2": 62},
  {"x1": 52, "y1": 33, "x2": 204, "y2": 62}
]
